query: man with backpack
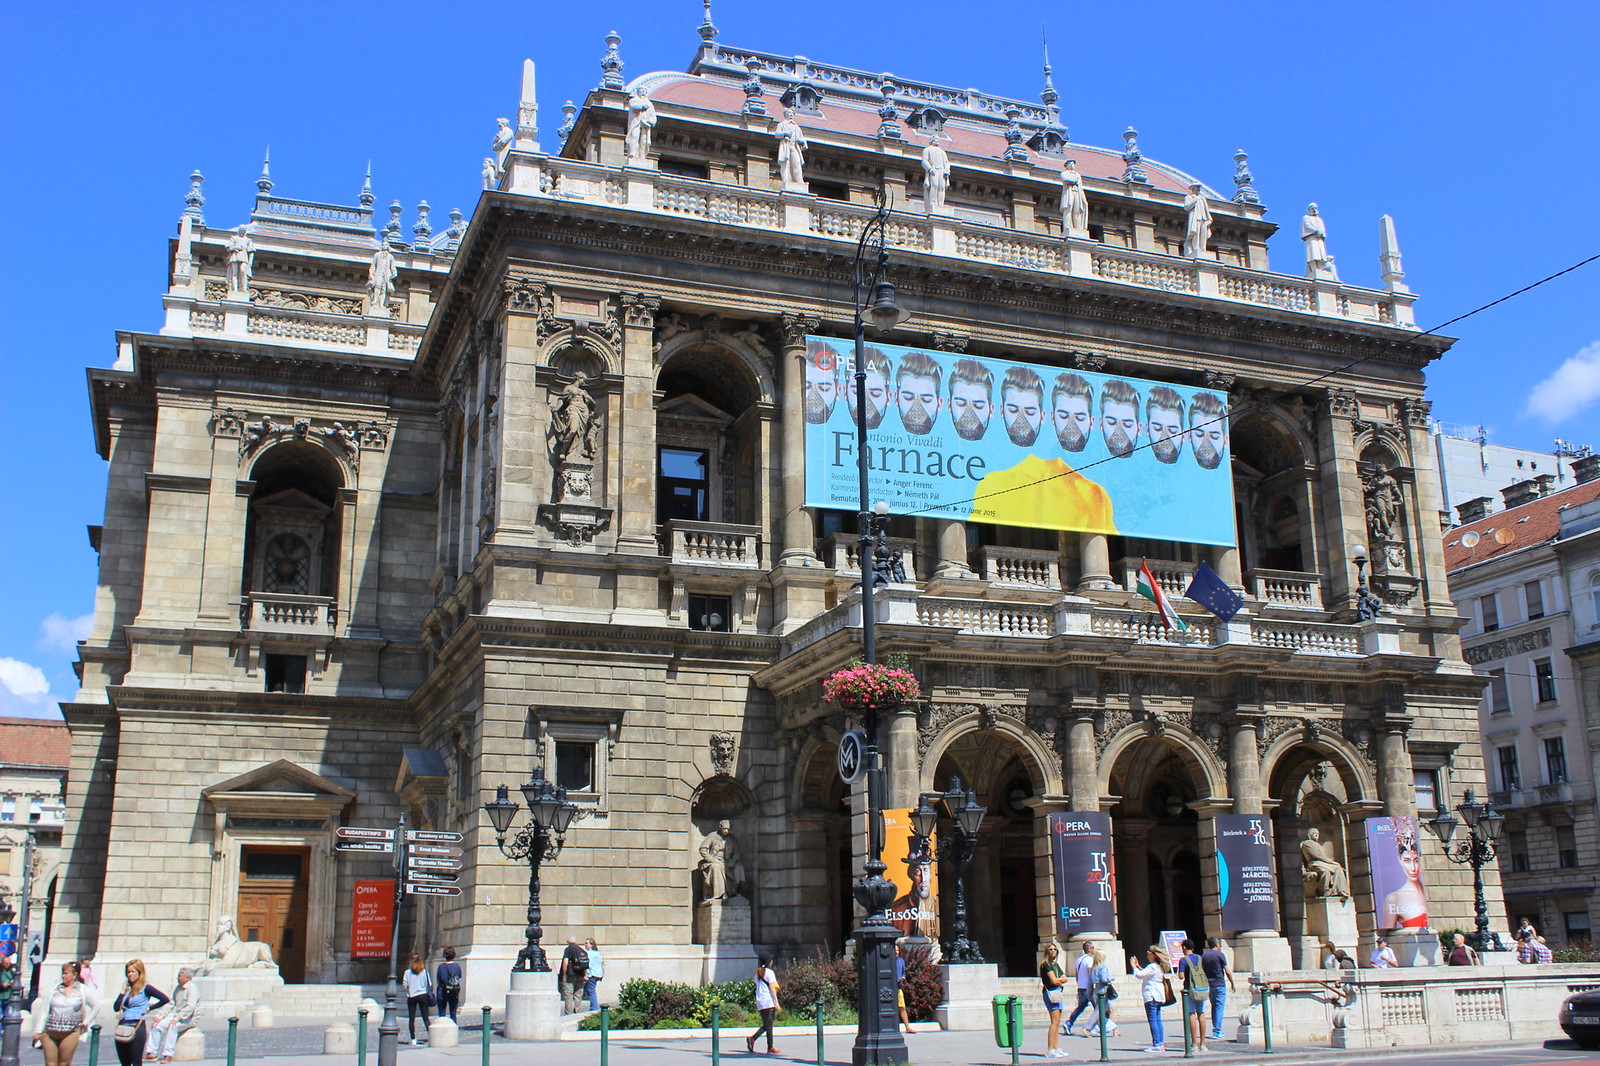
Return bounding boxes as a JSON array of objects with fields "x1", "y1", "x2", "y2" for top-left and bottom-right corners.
[
  {"x1": 1178, "y1": 939, "x2": 1209, "y2": 1052},
  {"x1": 435, "y1": 947, "x2": 463, "y2": 1022},
  {"x1": 558, "y1": 936, "x2": 590, "y2": 1013}
]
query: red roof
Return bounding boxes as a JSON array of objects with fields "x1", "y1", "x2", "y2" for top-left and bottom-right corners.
[
  {"x1": 0, "y1": 718, "x2": 70, "y2": 771},
  {"x1": 650, "y1": 78, "x2": 1198, "y2": 194},
  {"x1": 1443, "y1": 478, "x2": 1600, "y2": 572}
]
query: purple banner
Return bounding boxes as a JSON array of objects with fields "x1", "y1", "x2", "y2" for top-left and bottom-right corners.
[
  {"x1": 1050, "y1": 812, "x2": 1117, "y2": 937},
  {"x1": 1367, "y1": 817, "x2": 1429, "y2": 931},
  {"x1": 1215, "y1": 815, "x2": 1278, "y2": 931}
]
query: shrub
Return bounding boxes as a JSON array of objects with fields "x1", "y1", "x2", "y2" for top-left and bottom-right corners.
[
  {"x1": 578, "y1": 1006, "x2": 647, "y2": 1031},
  {"x1": 823, "y1": 950, "x2": 859, "y2": 1010},
  {"x1": 900, "y1": 943, "x2": 942, "y2": 1022},
  {"x1": 779, "y1": 955, "x2": 838, "y2": 1015},
  {"x1": 690, "y1": 981, "x2": 754, "y2": 1027},
  {"x1": 616, "y1": 978, "x2": 664, "y2": 1016}
]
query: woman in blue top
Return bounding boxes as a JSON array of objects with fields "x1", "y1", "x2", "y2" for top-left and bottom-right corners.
[{"x1": 112, "y1": 960, "x2": 170, "y2": 1066}]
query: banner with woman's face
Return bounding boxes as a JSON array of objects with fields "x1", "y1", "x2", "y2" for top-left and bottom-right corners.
[{"x1": 1367, "y1": 816, "x2": 1428, "y2": 930}]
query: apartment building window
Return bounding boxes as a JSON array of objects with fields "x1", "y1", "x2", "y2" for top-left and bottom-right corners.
[
  {"x1": 1498, "y1": 745, "x2": 1521, "y2": 792},
  {"x1": 1524, "y1": 580, "x2": 1545, "y2": 620},
  {"x1": 1566, "y1": 912, "x2": 1592, "y2": 946},
  {"x1": 1535, "y1": 659, "x2": 1557, "y2": 703},
  {"x1": 688, "y1": 594, "x2": 732, "y2": 632},
  {"x1": 1481, "y1": 593, "x2": 1499, "y2": 632},
  {"x1": 1507, "y1": 829, "x2": 1529, "y2": 873},
  {"x1": 1545, "y1": 736, "x2": 1568, "y2": 784},
  {"x1": 1413, "y1": 769, "x2": 1438, "y2": 814},
  {"x1": 1488, "y1": 668, "x2": 1511, "y2": 714},
  {"x1": 0, "y1": 798, "x2": 13, "y2": 824},
  {"x1": 1556, "y1": 824, "x2": 1578, "y2": 868}
]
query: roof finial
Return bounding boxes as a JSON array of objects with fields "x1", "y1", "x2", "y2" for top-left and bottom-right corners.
[
  {"x1": 183, "y1": 170, "x2": 206, "y2": 225},
  {"x1": 1002, "y1": 106, "x2": 1030, "y2": 163},
  {"x1": 699, "y1": 0, "x2": 718, "y2": 42},
  {"x1": 413, "y1": 201, "x2": 433, "y2": 241},
  {"x1": 1379, "y1": 214, "x2": 1409, "y2": 293},
  {"x1": 1040, "y1": 30, "x2": 1059, "y2": 109},
  {"x1": 1121, "y1": 127, "x2": 1148, "y2": 184},
  {"x1": 877, "y1": 77, "x2": 902, "y2": 141},
  {"x1": 257, "y1": 148, "x2": 274, "y2": 195},
  {"x1": 558, "y1": 101, "x2": 578, "y2": 146},
  {"x1": 600, "y1": 31, "x2": 624, "y2": 91},
  {"x1": 359, "y1": 162, "x2": 375, "y2": 208},
  {"x1": 1231, "y1": 150, "x2": 1259, "y2": 205},
  {"x1": 385, "y1": 200, "x2": 403, "y2": 241},
  {"x1": 742, "y1": 57, "x2": 768, "y2": 116}
]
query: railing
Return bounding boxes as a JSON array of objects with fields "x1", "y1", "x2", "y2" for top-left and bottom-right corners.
[
  {"x1": 1092, "y1": 250, "x2": 1198, "y2": 293},
  {"x1": 956, "y1": 227, "x2": 1063, "y2": 271},
  {"x1": 243, "y1": 593, "x2": 337, "y2": 634},
  {"x1": 654, "y1": 176, "x2": 781, "y2": 227},
  {"x1": 542, "y1": 157, "x2": 627, "y2": 204},
  {"x1": 826, "y1": 532, "x2": 918, "y2": 578},
  {"x1": 1250, "y1": 620, "x2": 1361, "y2": 655},
  {"x1": 1217, "y1": 267, "x2": 1314, "y2": 311},
  {"x1": 1536, "y1": 781, "x2": 1573, "y2": 806},
  {"x1": 663, "y1": 520, "x2": 762, "y2": 568},
  {"x1": 248, "y1": 310, "x2": 367, "y2": 346},
  {"x1": 916, "y1": 598, "x2": 1053, "y2": 637},
  {"x1": 388, "y1": 327, "x2": 424, "y2": 354},
  {"x1": 974, "y1": 545, "x2": 1061, "y2": 589},
  {"x1": 1249, "y1": 569, "x2": 1324, "y2": 610},
  {"x1": 808, "y1": 203, "x2": 932, "y2": 250},
  {"x1": 1090, "y1": 607, "x2": 1214, "y2": 646},
  {"x1": 1115, "y1": 557, "x2": 1194, "y2": 598}
]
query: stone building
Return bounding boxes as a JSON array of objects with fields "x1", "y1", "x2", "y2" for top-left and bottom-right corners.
[
  {"x1": 59, "y1": 22, "x2": 1497, "y2": 1003},
  {"x1": 1445, "y1": 456, "x2": 1600, "y2": 946},
  {"x1": 0, "y1": 719, "x2": 70, "y2": 958}
]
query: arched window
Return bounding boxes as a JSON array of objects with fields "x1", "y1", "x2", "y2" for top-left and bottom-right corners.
[{"x1": 243, "y1": 443, "x2": 343, "y2": 603}]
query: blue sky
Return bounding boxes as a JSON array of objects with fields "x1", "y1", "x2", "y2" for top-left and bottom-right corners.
[{"x1": 2, "y1": 1, "x2": 1597, "y2": 717}]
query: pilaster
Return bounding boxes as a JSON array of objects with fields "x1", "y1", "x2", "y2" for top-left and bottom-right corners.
[
  {"x1": 615, "y1": 293, "x2": 661, "y2": 553},
  {"x1": 777, "y1": 314, "x2": 819, "y2": 566}
]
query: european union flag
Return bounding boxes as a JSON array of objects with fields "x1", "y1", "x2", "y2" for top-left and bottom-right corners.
[{"x1": 1184, "y1": 560, "x2": 1244, "y2": 621}]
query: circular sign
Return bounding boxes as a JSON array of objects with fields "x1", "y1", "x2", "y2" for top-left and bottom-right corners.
[{"x1": 837, "y1": 729, "x2": 867, "y2": 784}]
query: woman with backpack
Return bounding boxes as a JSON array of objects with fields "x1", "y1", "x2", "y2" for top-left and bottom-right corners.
[{"x1": 435, "y1": 947, "x2": 462, "y2": 1023}]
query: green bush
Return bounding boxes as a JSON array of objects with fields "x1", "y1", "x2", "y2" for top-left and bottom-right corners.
[
  {"x1": 616, "y1": 978, "x2": 665, "y2": 1016},
  {"x1": 578, "y1": 1006, "x2": 647, "y2": 1031},
  {"x1": 901, "y1": 942, "x2": 942, "y2": 1022}
]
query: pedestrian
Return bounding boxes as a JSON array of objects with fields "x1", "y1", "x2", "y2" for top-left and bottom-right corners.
[
  {"x1": 1446, "y1": 933, "x2": 1480, "y2": 966},
  {"x1": 402, "y1": 953, "x2": 433, "y2": 1043},
  {"x1": 1062, "y1": 940, "x2": 1096, "y2": 1036},
  {"x1": 1516, "y1": 918, "x2": 1535, "y2": 943},
  {"x1": 1130, "y1": 944, "x2": 1171, "y2": 1053},
  {"x1": 112, "y1": 960, "x2": 170, "y2": 1066},
  {"x1": 746, "y1": 953, "x2": 781, "y2": 1055},
  {"x1": 32, "y1": 961, "x2": 98, "y2": 1066},
  {"x1": 1039, "y1": 943, "x2": 1067, "y2": 1058},
  {"x1": 146, "y1": 967, "x2": 198, "y2": 1063},
  {"x1": 895, "y1": 943, "x2": 911, "y2": 1035},
  {"x1": 558, "y1": 937, "x2": 589, "y2": 1014},
  {"x1": 435, "y1": 947, "x2": 462, "y2": 1022},
  {"x1": 1178, "y1": 939, "x2": 1208, "y2": 1052},
  {"x1": 1200, "y1": 937, "x2": 1234, "y2": 1042},
  {"x1": 78, "y1": 960, "x2": 99, "y2": 993},
  {"x1": 584, "y1": 938, "x2": 604, "y2": 1012},
  {"x1": 1083, "y1": 948, "x2": 1120, "y2": 1038},
  {"x1": 1519, "y1": 935, "x2": 1552, "y2": 964}
]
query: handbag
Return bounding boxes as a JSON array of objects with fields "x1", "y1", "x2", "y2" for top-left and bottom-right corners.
[
  {"x1": 1161, "y1": 977, "x2": 1177, "y2": 1007},
  {"x1": 1045, "y1": 986, "x2": 1065, "y2": 1008},
  {"x1": 113, "y1": 1022, "x2": 141, "y2": 1043}
]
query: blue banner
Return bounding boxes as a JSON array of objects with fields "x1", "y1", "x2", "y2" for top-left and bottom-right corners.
[
  {"x1": 1215, "y1": 814, "x2": 1278, "y2": 932},
  {"x1": 803, "y1": 336, "x2": 1237, "y2": 545}
]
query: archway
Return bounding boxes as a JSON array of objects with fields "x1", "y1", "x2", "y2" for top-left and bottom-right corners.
[
  {"x1": 793, "y1": 739, "x2": 852, "y2": 952},
  {"x1": 1106, "y1": 735, "x2": 1213, "y2": 954},
  {"x1": 1265, "y1": 742, "x2": 1369, "y2": 967}
]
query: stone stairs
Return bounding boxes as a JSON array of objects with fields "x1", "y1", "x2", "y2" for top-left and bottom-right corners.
[{"x1": 257, "y1": 983, "x2": 368, "y2": 1020}]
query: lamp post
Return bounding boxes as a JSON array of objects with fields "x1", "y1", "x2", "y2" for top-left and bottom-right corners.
[
  {"x1": 848, "y1": 189, "x2": 911, "y2": 1066},
  {"x1": 1350, "y1": 543, "x2": 1383, "y2": 621},
  {"x1": 1424, "y1": 788, "x2": 1505, "y2": 953},
  {"x1": 481, "y1": 769, "x2": 580, "y2": 973},
  {"x1": 908, "y1": 778, "x2": 988, "y2": 963}
]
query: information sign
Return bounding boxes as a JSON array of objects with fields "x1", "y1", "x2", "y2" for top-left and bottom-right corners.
[
  {"x1": 351, "y1": 880, "x2": 393, "y2": 958},
  {"x1": 407, "y1": 830, "x2": 464, "y2": 843},
  {"x1": 338, "y1": 826, "x2": 395, "y2": 841},
  {"x1": 405, "y1": 883, "x2": 462, "y2": 897}
]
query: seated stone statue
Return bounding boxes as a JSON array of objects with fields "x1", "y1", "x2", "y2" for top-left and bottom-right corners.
[
  {"x1": 196, "y1": 916, "x2": 277, "y2": 974},
  {"x1": 1301, "y1": 828, "x2": 1351, "y2": 900}
]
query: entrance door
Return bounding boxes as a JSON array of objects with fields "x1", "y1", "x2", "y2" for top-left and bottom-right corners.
[{"x1": 237, "y1": 847, "x2": 310, "y2": 983}]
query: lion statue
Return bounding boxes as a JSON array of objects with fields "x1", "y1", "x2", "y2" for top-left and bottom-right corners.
[{"x1": 196, "y1": 916, "x2": 277, "y2": 974}]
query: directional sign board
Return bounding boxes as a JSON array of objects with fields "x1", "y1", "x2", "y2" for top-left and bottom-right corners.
[
  {"x1": 336, "y1": 840, "x2": 394, "y2": 854},
  {"x1": 408, "y1": 830, "x2": 463, "y2": 844},
  {"x1": 405, "y1": 870, "x2": 460, "y2": 884},
  {"x1": 407, "y1": 856, "x2": 461, "y2": 871},
  {"x1": 406, "y1": 882, "x2": 462, "y2": 897},
  {"x1": 409, "y1": 843, "x2": 463, "y2": 859},
  {"x1": 338, "y1": 826, "x2": 396, "y2": 841}
]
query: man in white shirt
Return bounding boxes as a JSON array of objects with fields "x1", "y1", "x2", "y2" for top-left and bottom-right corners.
[
  {"x1": 1370, "y1": 937, "x2": 1398, "y2": 968},
  {"x1": 1063, "y1": 941, "x2": 1096, "y2": 1036}
]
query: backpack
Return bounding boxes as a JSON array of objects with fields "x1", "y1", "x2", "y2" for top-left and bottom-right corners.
[
  {"x1": 442, "y1": 964, "x2": 461, "y2": 993},
  {"x1": 568, "y1": 948, "x2": 589, "y2": 976},
  {"x1": 1184, "y1": 956, "x2": 1208, "y2": 1003}
]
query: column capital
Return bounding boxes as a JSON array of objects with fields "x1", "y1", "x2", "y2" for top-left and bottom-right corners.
[
  {"x1": 779, "y1": 312, "x2": 821, "y2": 349},
  {"x1": 931, "y1": 331, "x2": 969, "y2": 353},
  {"x1": 620, "y1": 292, "x2": 661, "y2": 329}
]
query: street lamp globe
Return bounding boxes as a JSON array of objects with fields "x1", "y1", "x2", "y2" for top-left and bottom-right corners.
[{"x1": 483, "y1": 785, "x2": 519, "y2": 836}]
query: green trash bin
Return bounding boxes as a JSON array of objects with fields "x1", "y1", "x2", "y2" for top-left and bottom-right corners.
[{"x1": 991, "y1": 994, "x2": 1021, "y2": 1048}]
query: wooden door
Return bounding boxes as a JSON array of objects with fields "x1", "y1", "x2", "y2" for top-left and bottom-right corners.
[{"x1": 237, "y1": 847, "x2": 309, "y2": 983}]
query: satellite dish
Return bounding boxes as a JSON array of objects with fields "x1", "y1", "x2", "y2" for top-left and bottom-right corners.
[
  {"x1": 1493, "y1": 528, "x2": 1515, "y2": 544},
  {"x1": 1460, "y1": 531, "x2": 1481, "y2": 548}
]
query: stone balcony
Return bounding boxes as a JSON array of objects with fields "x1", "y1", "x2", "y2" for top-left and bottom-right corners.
[
  {"x1": 662, "y1": 520, "x2": 763, "y2": 568},
  {"x1": 163, "y1": 287, "x2": 427, "y2": 357},
  {"x1": 507, "y1": 154, "x2": 1418, "y2": 330},
  {"x1": 242, "y1": 593, "x2": 338, "y2": 635}
]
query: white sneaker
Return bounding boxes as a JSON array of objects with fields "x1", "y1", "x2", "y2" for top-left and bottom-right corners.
[{"x1": 1143, "y1": 1046, "x2": 1167, "y2": 1053}]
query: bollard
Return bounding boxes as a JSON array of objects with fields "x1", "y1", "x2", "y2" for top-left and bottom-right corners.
[
  {"x1": 814, "y1": 997, "x2": 825, "y2": 1066},
  {"x1": 227, "y1": 1017, "x2": 238, "y2": 1066},
  {"x1": 86, "y1": 1024, "x2": 101, "y2": 1066},
  {"x1": 710, "y1": 1002, "x2": 720, "y2": 1066},
  {"x1": 1096, "y1": 990, "x2": 1109, "y2": 1063},
  {"x1": 1261, "y1": 984, "x2": 1276, "y2": 1055},
  {"x1": 1182, "y1": 999, "x2": 1193, "y2": 1059},
  {"x1": 599, "y1": 1005, "x2": 609, "y2": 1066},
  {"x1": 482, "y1": 1004, "x2": 493, "y2": 1066},
  {"x1": 1007, "y1": 997, "x2": 1020, "y2": 1066},
  {"x1": 358, "y1": 1008, "x2": 369, "y2": 1066}
]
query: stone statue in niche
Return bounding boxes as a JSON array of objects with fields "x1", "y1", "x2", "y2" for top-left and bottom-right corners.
[
  {"x1": 1300, "y1": 827, "x2": 1351, "y2": 900},
  {"x1": 367, "y1": 244, "x2": 398, "y2": 314},
  {"x1": 225, "y1": 227, "x2": 254, "y2": 297},
  {"x1": 1182, "y1": 182, "x2": 1212, "y2": 258},
  {"x1": 775, "y1": 108, "x2": 808, "y2": 187},
  {"x1": 698, "y1": 819, "x2": 746, "y2": 900},
  {"x1": 625, "y1": 87, "x2": 657, "y2": 163},
  {"x1": 548, "y1": 373, "x2": 599, "y2": 461},
  {"x1": 1362, "y1": 466, "x2": 1403, "y2": 543},
  {"x1": 920, "y1": 137, "x2": 950, "y2": 215},
  {"x1": 1059, "y1": 160, "x2": 1089, "y2": 236}
]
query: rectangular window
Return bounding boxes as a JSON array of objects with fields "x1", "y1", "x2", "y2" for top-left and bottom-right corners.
[
  {"x1": 1488, "y1": 669, "x2": 1511, "y2": 714},
  {"x1": 1508, "y1": 830, "x2": 1530, "y2": 873},
  {"x1": 658, "y1": 447, "x2": 710, "y2": 523},
  {"x1": 1535, "y1": 659, "x2": 1557, "y2": 703},
  {"x1": 658, "y1": 158, "x2": 709, "y2": 180},
  {"x1": 0, "y1": 798, "x2": 13, "y2": 823},
  {"x1": 1498, "y1": 745, "x2": 1521, "y2": 792},
  {"x1": 688, "y1": 593, "x2": 732, "y2": 632},
  {"x1": 1481, "y1": 593, "x2": 1499, "y2": 632},
  {"x1": 1413, "y1": 769, "x2": 1438, "y2": 814},
  {"x1": 1557, "y1": 824, "x2": 1578, "y2": 868},
  {"x1": 1566, "y1": 911, "x2": 1591, "y2": 946},
  {"x1": 809, "y1": 180, "x2": 849, "y2": 202},
  {"x1": 1525, "y1": 580, "x2": 1545, "y2": 620},
  {"x1": 1545, "y1": 736, "x2": 1568, "y2": 784},
  {"x1": 264, "y1": 654, "x2": 307, "y2": 694},
  {"x1": 554, "y1": 740, "x2": 595, "y2": 795}
]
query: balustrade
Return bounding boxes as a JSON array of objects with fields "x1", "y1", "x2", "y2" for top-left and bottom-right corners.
[
  {"x1": 974, "y1": 545, "x2": 1060, "y2": 589},
  {"x1": 664, "y1": 520, "x2": 762, "y2": 568},
  {"x1": 243, "y1": 593, "x2": 337, "y2": 634}
]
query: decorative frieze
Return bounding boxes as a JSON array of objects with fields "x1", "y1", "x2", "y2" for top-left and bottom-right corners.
[
  {"x1": 212, "y1": 406, "x2": 392, "y2": 469},
  {"x1": 251, "y1": 287, "x2": 363, "y2": 316},
  {"x1": 1464, "y1": 627, "x2": 1551, "y2": 666}
]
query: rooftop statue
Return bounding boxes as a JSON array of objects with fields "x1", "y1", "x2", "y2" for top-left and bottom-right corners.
[
  {"x1": 920, "y1": 138, "x2": 950, "y2": 215},
  {"x1": 225, "y1": 227, "x2": 253, "y2": 297},
  {"x1": 775, "y1": 108, "x2": 808, "y2": 187},
  {"x1": 367, "y1": 244, "x2": 398, "y2": 315},
  {"x1": 1302, "y1": 203, "x2": 1337, "y2": 280},
  {"x1": 625, "y1": 87, "x2": 658, "y2": 164},
  {"x1": 482, "y1": 157, "x2": 497, "y2": 191},
  {"x1": 1060, "y1": 160, "x2": 1089, "y2": 236},
  {"x1": 1183, "y1": 183, "x2": 1213, "y2": 259},
  {"x1": 492, "y1": 117, "x2": 513, "y2": 158}
]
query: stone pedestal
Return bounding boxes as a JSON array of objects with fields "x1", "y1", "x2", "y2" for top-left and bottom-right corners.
[
  {"x1": 695, "y1": 897, "x2": 758, "y2": 983},
  {"x1": 503, "y1": 969, "x2": 562, "y2": 1041},
  {"x1": 1304, "y1": 897, "x2": 1358, "y2": 951},
  {"x1": 193, "y1": 970, "x2": 284, "y2": 1019},
  {"x1": 1386, "y1": 928, "x2": 1438, "y2": 967},
  {"x1": 250, "y1": 1005, "x2": 274, "y2": 1028},
  {"x1": 1229, "y1": 930, "x2": 1293, "y2": 973},
  {"x1": 935, "y1": 962, "x2": 999, "y2": 1030},
  {"x1": 427, "y1": 1017, "x2": 460, "y2": 1047},
  {"x1": 173, "y1": 1028, "x2": 206, "y2": 1062},
  {"x1": 323, "y1": 1023, "x2": 355, "y2": 1054}
]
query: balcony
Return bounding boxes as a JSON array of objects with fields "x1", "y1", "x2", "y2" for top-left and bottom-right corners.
[
  {"x1": 1249, "y1": 569, "x2": 1325, "y2": 611},
  {"x1": 825, "y1": 531, "x2": 919, "y2": 579},
  {"x1": 974, "y1": 545, "x2": 1061, "y2": 591},
  {"x1": 242, "y1": 593, "x2": 337, "y2": 635},
  {"x1": 1115, "y1": 557, "x2": 1196, "y2": 598},
  {"x1": 662, "y1": 520, "x2": 762, "y2": 569}
]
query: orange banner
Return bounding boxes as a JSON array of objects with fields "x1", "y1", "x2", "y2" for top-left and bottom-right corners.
[{"x1": 884, "y1": 809, "x2": 939, "y2": 938}]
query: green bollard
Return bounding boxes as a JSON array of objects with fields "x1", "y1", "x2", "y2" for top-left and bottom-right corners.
[
  {"x1": 1008, "y1": 997, "x2": 1019, "y2": 1066},
  {"x1": 710, "y1": 1001, "x2": 720, "y2": 1066},
  {"x1": 1261, "y1": 984, "x2": 1275, "y2": 1055},
  {"x1": 227, "y1": 1016, "x2": 239, "y2": 1066},
  {"x1": 483, "y1": 1004, "x2": 494, "y2": 1065},
  {"x1": 1182, "y1": 998, "x2": 1193, "y2": 1059},
  {"x1": 86, "y1": 1024, "x2": 101, "y2": 1066},
  {"x1": 1097, "y1": 991, "x2": 1109, "y2": 1062},
  {"x1": 358, "y1": 1008, "x2": 369, "y2": 1066},
  {"x1": 600, "y1": 1005, "x2": 609, "y2": 1066},
  {"x1": 814, "y1": 997, "x2": 825, "y2": 1066}
]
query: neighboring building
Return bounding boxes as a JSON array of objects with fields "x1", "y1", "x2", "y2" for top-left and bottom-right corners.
[
  {"x1": 0, "y1": 718, "x2": 71, "y2": 956},
  {"x1": 1445, "y1": 454, "x2": 1600, "y2": 946},
  {"x1": 1431, "y1": 421, "x2": 1592, "y2": 527},
  {"x1": 60, "y1": 21, "x2": 1493, "y2": 1000}
]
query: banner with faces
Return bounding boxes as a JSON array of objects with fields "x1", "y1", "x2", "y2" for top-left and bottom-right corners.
[{"x1": 803, "y1": 337, "x2": 1237, "y2": 545}]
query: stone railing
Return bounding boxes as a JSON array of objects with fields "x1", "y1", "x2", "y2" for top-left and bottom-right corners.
[
  {"x1": 1092, "y1": 248, "x2": 1199, "y2": 293},
  {"x1": 826, "y1": 532, "x2": 918, "y2": 578},
  {"x1": 654, "y1": 175, "x2": 781, "y2": 227},
  {"x1": 955, "y1": 227, "x2": 1063, "y2": 271},
  {"x1": 1250, "y1": 619, "x2": 1362, "y2": 655},
  {"x1": 1249, "y1": 569, "x2": 1325, "y2": 610},
  {"x1": 974, "y1": 545, "x2": 1061, "y2": 589},
  {"x1": 1115, "y1": 556, "x2": 1195, "y2": 598},
  {"x1": 808, "y1": 202, "x2": 932, "y2": 251},
  {"x1": 1218, "y1": 267, "x2": 1314, "y2": 312},
  {"x1": 248, "y1": 310, "x2": 368, "y2": 347},
  {"x1": 663, "y1": 521, "x2": 762, "y2": 568},
  {"x1": 243, "y1": 593, "x2": 336, "y2": 634},
  {"x1": 1090, "y1": 606, "x2": 1215, "y2": 646},
  {"x1": 916, "y1": 598, "x2": 1053, "y2": 637}
]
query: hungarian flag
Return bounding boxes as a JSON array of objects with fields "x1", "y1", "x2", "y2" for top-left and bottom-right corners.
[{"x1": 1136, "y1": 558, "x2": 1187, "y2": 631}]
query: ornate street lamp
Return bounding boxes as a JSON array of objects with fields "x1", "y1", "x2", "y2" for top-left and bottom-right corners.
[
  {"x1": 1424, "y1": 788, "x2": 1505, "y2": 952},
  {"x1": 482, "y1": 769, "x2": 581, "y2": 972},
  {"x1": 1350, "y1": 543, "x2": 1383, "y2": 621},
  {"x1": 908, "y1": 778, "x2": 988, "y2": 964},
  {"x1": 848, "y1": 188, "x2": 912, "y2": 1066}
]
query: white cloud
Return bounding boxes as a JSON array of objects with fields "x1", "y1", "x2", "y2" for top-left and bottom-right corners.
[
  {"x1": 38, "y1": 612, "x2": 93, "y2": 653},
  {"x1": 0, "y1": 657, "x2": 52, "y2": 711},
  {"x1": 1525, "y1": 340, "x2": 1600, "y2": 422}
]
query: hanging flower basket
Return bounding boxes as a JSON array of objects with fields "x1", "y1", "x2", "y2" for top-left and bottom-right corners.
[{"x1": 823, "y1": 659, "x2": 921, "y2": 711}]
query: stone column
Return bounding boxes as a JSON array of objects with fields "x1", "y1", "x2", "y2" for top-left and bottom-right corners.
[
  {"x1": 1214, "y1": 546, "x2": 1244, "y2": 591},
  {"x1": 1078, "y1": 534, "x2": 1113, "y2": 591},
  {"x1": 1376, "y1": 723, "x2": 1416, "y2": 818},
  {"x1": 1115, "y1": 816, "x2": 1154, "y2": 954},
  {"x1": 198, "y1": 420, "x2": 249, "y2": 624},
  {"x1": 1225, "y1": 720, "x2": 1293, "y2": 969},
  {"x1": 778, "y1": 314, "x2": 819, "y2": 566},
  {"x1": 933, "y1": 520, "x2": 971, "y2": 580},
  {"x1": 1319, "y1": 388, "x2": 1364, "y2": 610},
  {"x1": 884, "y1": 706, "x2": 921, "y2": 809},
  {"x1": 1066, "y1": 714, "x2": 1099, "y2": 811},
  {"x1": 1399, "y1": 398, "x2": 1453, "y2": 613},
  {"x1": 614, "y1": 294, "x2": 661, "y2": 554}
]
